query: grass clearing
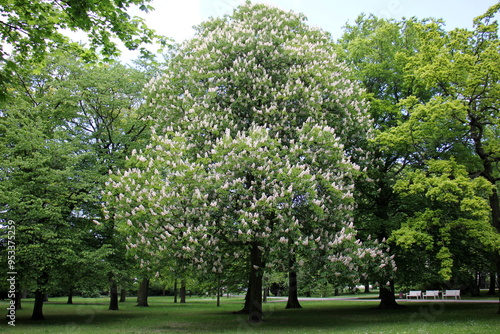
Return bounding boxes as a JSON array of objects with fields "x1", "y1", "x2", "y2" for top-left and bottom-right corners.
[{"x1": 2, "y1": 296, "x2": 500, "y2": 333}]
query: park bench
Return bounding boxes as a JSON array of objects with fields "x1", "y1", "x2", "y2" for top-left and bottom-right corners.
[
  {"x1": 406, "y1": 290, "x2": 422, "y2": 299},
  {"x1": 423, "y1": 290, "x2": 440, "y2": 299},
  {"x1": 442, "y1": 290, "x2": 461, "y2": 299}
]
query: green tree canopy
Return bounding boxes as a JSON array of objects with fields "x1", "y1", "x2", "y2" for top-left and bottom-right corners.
[
  {"x1": 0, "y1": 51, "x2": 155, "y2": 318},
  {"x1": 374, "y1": 3, "x2": 500, "y2": 294},
  {"x1": 391, "y1": 159, "x2": 498, "y2": 282},
  {"x1": 0, "y1": 0, "x2": 165, "y2": 99}
]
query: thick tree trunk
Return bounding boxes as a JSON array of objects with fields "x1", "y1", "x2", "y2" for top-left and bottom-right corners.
[
  {"x1": 136, "y1": 277, "x2": 149, "y2": 307},
  {"x1": 286, "y1": 270, "x2": 302, "y2": 309},
  {"x1": 108, "y1": 274, "x2": 119, "y2": 311},
  {"x1": 488, "y1": 271, "x2": 496, "y2": 295},
  {"x1": 234, "y1": 285, "x2": 252, "y2": 314},
  {"x1": 120, "y1": 288, "x2": 127, "y2": 302},
  {"x1": 31, "y1": 290, "x2": 45, "y2": 320},
  {"x1": 490, "y1": 188, "x2": 500, "y2": 232},
  {"x1": 378, "y1": 282, "x2": 400, "y2": 309},
  {"x1": 248, "y1": 242, "x2": 263, "y2": 323},
  {"x1": 364, "y1": 280, "x2": 371, "y2": 293},
  {"x1": 173, "y1": 278, "x2": 178, "y2": 303},
  {"x1": 31, "y1": 272, "x2": 48, "y2": 320},
  {"x1": 180, "y1": 279, "x2": 186, "y2": 304},
  {"x1": 67, "y1": 287, "x2": 73, "y2": 304},
  {"x1": 15, "y1": 286, "x2": 22, "y2": 310},
  {"x1": 471, "y1": 272, "x2": 481, "y2": 297}
]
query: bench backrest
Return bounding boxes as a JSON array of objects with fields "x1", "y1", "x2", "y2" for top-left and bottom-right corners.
[
  {"x1": 445, "y1": 290, "x2": 460, "y2": 295},
  {"x1": 425, "y1": 290, "x2": 439, "y2": 296},
  {"x1": 408, "y1": 290, "x2": 421, "y2": 296}
]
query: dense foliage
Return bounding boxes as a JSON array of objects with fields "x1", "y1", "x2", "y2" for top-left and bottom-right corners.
[
  {"x1": 1, "y1": 0, "x2": 499, "y2": 324},
  {"x1": 0, "y1": 0, "x2": 164, "y2": 99},
  {"x1": 103, "y1": 3, "x2": 398, "y2": 322}
]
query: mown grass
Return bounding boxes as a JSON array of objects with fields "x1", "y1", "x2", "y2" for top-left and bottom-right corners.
[{"x1": 2, "y1": 296, "x2": 500, "y2": 333}]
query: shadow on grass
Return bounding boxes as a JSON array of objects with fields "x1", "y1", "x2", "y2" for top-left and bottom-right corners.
[
  {"x1": 2, "y1": 298, "x2": 500, "y2": 333},
  {"x1": 252, "y1": 301, "x2": 500, "y2": 333}
]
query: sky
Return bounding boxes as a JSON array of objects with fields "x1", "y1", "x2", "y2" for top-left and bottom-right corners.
[{"x1": 121, "y1": 0, "x2": 499, "y2": 61}]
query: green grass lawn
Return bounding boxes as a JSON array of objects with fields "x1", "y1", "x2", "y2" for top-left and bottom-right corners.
[{"x1": 2, "y1": 296, "x2": 500, "y2": 333}]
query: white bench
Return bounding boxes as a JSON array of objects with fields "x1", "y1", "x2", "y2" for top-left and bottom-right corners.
[
  {"x1": 406, "y1": 290, "x2": 422, "y2": 299},
  {"x1": 442, "y1": 290, "x2": 461, "y2": 299},
  {"x1": 423, "y1": 290, "x2": 440, "y2": 299}
]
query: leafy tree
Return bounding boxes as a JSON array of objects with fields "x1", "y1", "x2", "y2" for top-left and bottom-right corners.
[
  {"x1": 378, "y1": 3, "x2": 500, "y2": 299},
  {"x1": 390, "y1": 159, "x2": 498, "y2": 284},
  {"x1": 0, "y1": 0, "x2": 166, "y2": 99},
  {"x1": 56, "y1": 55, "x2": 155, "y2": 310},
  {"x1": 0, "y1": 51, "x2": 155, "y2": 318},
  {"x1": 104, "y1": 2, "x2": 395, "y2": 323},
  {"x1": 0, "y1": 92, "x2": 97, "y2": 320},
  {"x1": 336, "y1": 4, "x2": 500, "y2": 305},
  {"x1": 335, "y1": 14, "x2": 437, "y2": 307}
]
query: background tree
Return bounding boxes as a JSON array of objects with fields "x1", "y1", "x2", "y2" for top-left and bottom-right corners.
[
  {"x1": 390, "y1": 159, "x2": 499, "y2": 288},
  {"x1": 336, "y1": 4, "x2": 500, "y2": 304},
  {"x1": 0, "y1": 0, "x2": 168, "y2": 99},
  {"x1": 0, "y1": 90, "x2": 95, "y2": 320},
  {"x1": 0, "y1": 51, "x2": 155, "y2": 317},
  {"x1": 334, "y1": 14, "x2": 436, "y2": 307},
  {"x1": 377, "y1": 3, "x2": 500, "y2": 299},
  {"x1": 57, "y1": 54, "x2": 155, "y2": 310}
]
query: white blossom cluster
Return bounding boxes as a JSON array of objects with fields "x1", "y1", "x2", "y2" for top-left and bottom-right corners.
[{"x1": 103, "y1": 3, "x2": 385, "y2": 280}]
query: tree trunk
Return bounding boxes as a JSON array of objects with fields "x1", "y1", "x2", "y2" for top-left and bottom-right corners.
[
  {"x1": 471, "y1": 272, "x2": 481, "y2": 297},
  {"x1": 248, "y1": 242, "x2": 263, "y2": 323},
  {"x1": 31, "y1": 290, "x2": 45, "y2": 320},
  {"x1": 488, "y1": 271, "x2": 496, "y2": 295},
  {"x1": 120, "y1": 288, "x2": 127, "y2": 302},
  {"x1": 234, "y1": 285, "x2": 252, "y2": 314},
  {"x1": 378, "y1": 282, "x2": 400, "y2": 309},
  {"x1": 31, "y1": 272, "x2": 48, "y2": 320},
  {"x1": 490, "y1": 188, "x2": 500, "y2": 232},
  {"x1": 108, "y1": 274, "x2": 119, "y2": 311},
  {"x1": 216, "y1": 277, "x2": 221, "y2": 307},
  {"x1": 364, "y1": 280, "x2": 370, "y2": 293},
  {"x1": 67, "y1": 287, "x2": 73, "y2": 304},
  {"x1": 180, "y1": 279, "x2": 186, "y2": 303},
  {"x1": 173, "y1": 278, "x2": 178, "y2": 303},
  {"x1": 263, "y1": 287, "x2": 269, "y2": 303},
  {"x1": 136, "y1": 277, "x2": 149, "y2": 307},
  {"x1": 15, "y1": 286, "x2": 23, "y2": 310},
  {"x1": 286, "y1": 269, "x2": 302, "y2": 309}
]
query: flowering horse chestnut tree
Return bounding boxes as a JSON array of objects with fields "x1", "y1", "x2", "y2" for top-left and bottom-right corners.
[{"x1": 104, "y1": 2, "x2": 393, "y2": 322}]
